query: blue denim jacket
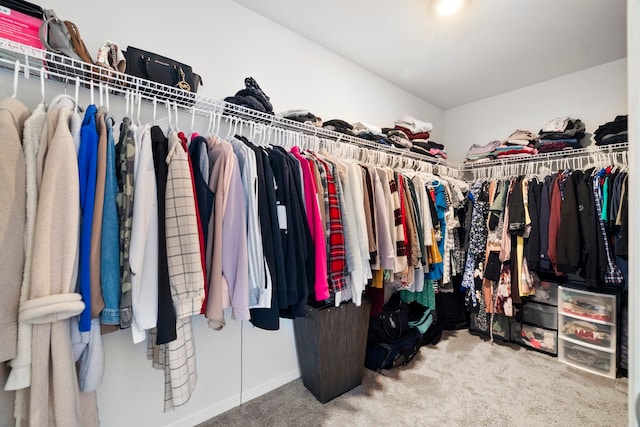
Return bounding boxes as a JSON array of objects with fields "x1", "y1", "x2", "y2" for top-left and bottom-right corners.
[{"x1": 100, "y1": 114, "x2": 121, "y2": 325}]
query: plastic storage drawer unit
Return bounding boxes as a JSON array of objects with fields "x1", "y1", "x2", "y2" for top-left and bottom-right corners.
[
  {"x1": 559, "y1": 287, "x2": 615, "y2": 323},
  {"x1": 522, "y1": 302, "x2": 558, "y2": 330},
  {"x1": 559, "y1": 315, "x2": 616, "y2": 351},
  {"x1": 512, "y1": 322, "x2": 557, "y2": 355},
  {"x1": 530, "y1": 281, "x2": 559, "y2": 306},
  {"x1": 558, "y1": 339, "x2": 616, "y2": 378}
]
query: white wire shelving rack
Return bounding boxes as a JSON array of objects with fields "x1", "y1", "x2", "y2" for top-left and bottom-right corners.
[
  {"x1": 460, "y1": 142, "x2": 629, "y2": 179},
  {"x1": 0, "y1": 37, "x2": 455, "y2": 173}
]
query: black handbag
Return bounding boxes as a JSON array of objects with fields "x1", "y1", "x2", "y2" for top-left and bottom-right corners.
[
  {"x1": 368, "y1": 294, "x2": 410, "y2": 343},
  {"x1": 124, "y1": 46, "x2": 202, "y2": 94}
]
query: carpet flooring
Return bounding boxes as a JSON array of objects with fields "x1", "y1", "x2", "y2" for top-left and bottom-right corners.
[{"x1": 198, "y1": 330, "x2": 628, "y2": 427}]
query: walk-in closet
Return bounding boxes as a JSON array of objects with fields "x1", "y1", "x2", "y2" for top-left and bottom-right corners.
[{"x1": 0, "y1": 0, "x2": 636, "y2": 426}]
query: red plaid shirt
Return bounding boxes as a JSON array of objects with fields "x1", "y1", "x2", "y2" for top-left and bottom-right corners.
[{"x1": 311, "y1": 154, "x2": 347, "y2": 292}]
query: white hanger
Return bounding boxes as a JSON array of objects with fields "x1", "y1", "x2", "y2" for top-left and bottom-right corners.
[
  {"x1": 125, "y1": 91, "x2": 130, "y2": 117},
  {"x1": 190, "y1": 106, "x2": 196, "y2": 134},
  {"x1": 90, "y1": 80, "x2": 95, "y2": 105},
  {"x1": 225, "y1": 116, "x2": 233, "y2": 139},
  {"x1": 173, "y1": 102, "x2": 180, "y2": 132},
  {"x1": 11, "y1": 60, "x2": 20, "y2": 98},
  {"x1": 152, "y1": 98, "x2": 158, "y2": 124},
  {"x1": 74, "y1": 78, "x2": 80, "y2": 113},
  {"x1": 136, "y1": 93, "x2": 142, "y2": 126},
  {"x1": 23, "y1": 55, "x2": 29, "y2": 80},
  {"x1": 207, "y1": 110, "x2": 214, "y2": 136},
  {"x1": 39, "y1": 67, "x2": 46, "y2": 104},
  {"x1": 99, "y1": 83, "x2": 104, "y2": 107},
  {"x1": 172, "y1": 102, "x2": 180, "y2": 132},
  {"x1": 165, "y1": 100, "x2": 173, "y2": 131},
  {"x1": 105, "y1": 84, "x2": 110, "y2": 111}
]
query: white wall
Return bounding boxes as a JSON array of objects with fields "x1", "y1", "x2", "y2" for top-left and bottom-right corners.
[
  {"x1": 443, "y1": 59, "x2": 628, "y2": 163},
  {"x1": 0, "y1": 1, "x2": 444, "y2": 426}
]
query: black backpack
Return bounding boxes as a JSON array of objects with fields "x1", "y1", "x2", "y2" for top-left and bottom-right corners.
[
  {"x1": 364, "y1": 327, "x2": 422, "y2": 371},
  {"x1": 365, "y1": 294, "x2": 422, "y2": 371}
]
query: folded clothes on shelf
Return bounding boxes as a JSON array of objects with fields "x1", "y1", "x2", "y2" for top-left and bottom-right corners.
[
  {"x1": 594, "y1": 115, "x2": 628, "y2": 146},
  {"x1": 277, "y1": 109, "x2": 322, "y2": 126},
  {"x1": 538, "y1": 117, "x2": 585, "y2": 141},
  {"x1": 322, "y1": 119, "x2": 354, "y2": 135},
  {"x1": 225, "y1": 77, "x2": 274, "y2": 114},
  {"x1": 394, "y1": 114, "x2": 433, "y2": 134}
]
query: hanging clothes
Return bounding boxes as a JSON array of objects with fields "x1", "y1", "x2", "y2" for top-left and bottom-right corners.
[
  {"x1": 116, "y1": 116, "x2": 136, "y2": 329},
  {"x1": 4, "y1": 102, "x2": 46, "y2": 396},
  {"x1": 19, "y1": 96, "x2": 87, "y2": 426},
  {"x1": 151, "y1": 125, "x2": 177, "y2": 345},
  {"x1": 129, "y1": 124, "x2": 159, "y2": 344}
]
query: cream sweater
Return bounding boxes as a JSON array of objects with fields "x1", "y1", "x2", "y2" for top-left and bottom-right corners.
[
  {"x1": 0, "y1": 97, "x2": 30, "y2": 363},
  {"x1": 20, "y1": 96, "x2": 85, "y2": 426},
  {"x1": 5, "y1": 103, "x2": 46, "y2": 395}
]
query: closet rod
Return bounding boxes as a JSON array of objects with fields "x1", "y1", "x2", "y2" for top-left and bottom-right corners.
[
  {"x1": 458, "y1": 142, "x2": 629, "y2": 171},
  {"x1": 0, "y1": 37, "x2": 451, "y2": 169}
]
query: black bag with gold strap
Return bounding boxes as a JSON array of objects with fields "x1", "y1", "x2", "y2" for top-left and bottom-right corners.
[{"x1": 124, "y1": 46, "x2": 202, "y2": 96}]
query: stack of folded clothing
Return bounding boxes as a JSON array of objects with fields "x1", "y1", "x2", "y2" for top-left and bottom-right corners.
[
  {"x1": 410, "y1": 140, "x2": 448, "y2": 159},
  {"x1": 493, "y1": 145, "x2": 538, "y2": 158},
  {"x1": 594, "y1": 115, "x2": 628, "y2": 146},
  {"x1": 386, "y1": 115, "x2": 447, "y2": 159},
  {"x1": 504, "y1": 129, "x2": 538, "y2": 146},
  {"x1": 323, "y1": 119, "x2": 354, "y2": 135},
  {"x1": 537, "y1": 116, "x2": 585, "y2": 153},
  {"x1": 383, "y1": 127, "x2": 412, "y2": 148},
  {"x1": 351, "y1": 121, "x2": 394, "y2": 146},
  {"x1": 464, "y1": 134, "x2": 539, "y2": 163},
  {"x1": 278, "y1": 109, "x2": 323, "y2": 127},
  {"x1": 394, "y1": 115, "x2": 434, "y2": 136},
  {"x1": 224, "y1": 77, "x2": 274, "y2": 115},
  {"x1": 494, "y1": 129, "x2": 538, "y2": 158},
  {"x1": 465, "y1": 140, "x2": 501, "y2": 163}
]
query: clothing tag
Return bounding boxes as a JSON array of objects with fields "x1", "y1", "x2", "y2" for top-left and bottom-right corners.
[{"x1": 277, "y1": 205, "x2": 287, "y2": 230}]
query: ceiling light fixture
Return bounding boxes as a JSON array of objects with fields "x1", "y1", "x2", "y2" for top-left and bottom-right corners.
[{"x1": 436, "y1": 0, "x2": 464, "y2": 16}]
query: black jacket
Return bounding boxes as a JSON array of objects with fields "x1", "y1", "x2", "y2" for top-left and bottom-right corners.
[
  {"x1": 556, "y1": 172, "x2": 581, "y2": 274},
  {"x1": 151, "y1": 126, "x2": 177, "y2": 344}
]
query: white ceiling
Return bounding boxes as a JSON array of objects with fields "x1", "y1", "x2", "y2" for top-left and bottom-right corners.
[{"x1": 232, "y1": 0, "x2": 627, "y2": 110}]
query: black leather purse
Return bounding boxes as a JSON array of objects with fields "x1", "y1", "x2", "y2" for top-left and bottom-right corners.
[{"x1": 124, "y1": 46, "x2": 202, "y2": 94}]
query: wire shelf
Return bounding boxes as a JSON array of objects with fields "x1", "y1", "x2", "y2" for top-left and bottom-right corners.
[
  {"x1": 0, "y1": 37, "x2": 453, "y2": 170},
  {"x1": 458, "y1": 142, "x2": 629, "y2": 171}
]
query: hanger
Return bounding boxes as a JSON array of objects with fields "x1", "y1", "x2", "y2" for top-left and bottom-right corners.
[
  {"x1": 11, "y1": 60, "x2": 20, "y2": 98},
  {"x1": 105, "y1": 84, "x2": 110, "y2": 111},
  {"x1": 37, "y1": 67, "x2": 46, "y2": 104},
  {"x1": 152, "y1": 98, "x2": 158, "y2": 124},
  {"x1": 225, "y1": 116, "x2": 233, "y2": 139},
  {"x1": 136, "y1": 93, "x2": 142, "y2": 126},
  {"x1": 99, "y1": 83, "x2": 104, "y2": 107},
  {"x1": 190, "y1": 106, "x2": 196, "y2": 134},
  {"x1": 173, "y1": 102, "x2": 179, "y2": 132},
  {"x1": 206, "y1": 110, "x2": 214, "y2": 136},
  {"x1": 74, "y1": 78, "x2": 80, "y2": 113},
  {"x1": 166, "y1": 100, "x2": 173, "y2": 131}
]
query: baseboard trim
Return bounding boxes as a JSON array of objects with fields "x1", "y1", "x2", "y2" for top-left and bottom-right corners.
[
  {"x1": 241, "y1": 369, "x2": 301, "y2": 403},
  {"x1": 165, "y1": 370, "x2": 300, "y2": 427},
  {"x1": 165, "y1": 395, "x2": 241, "y2": 427}
]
